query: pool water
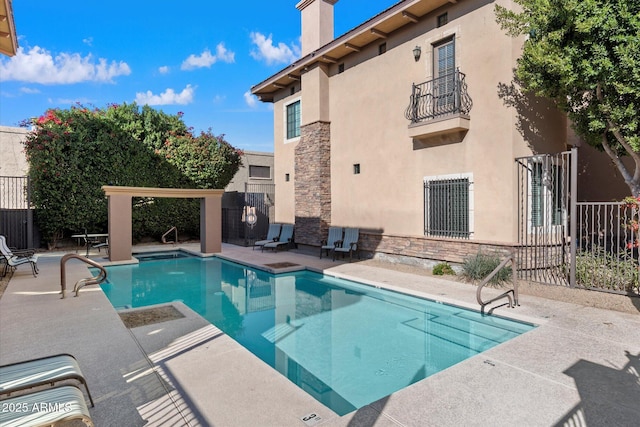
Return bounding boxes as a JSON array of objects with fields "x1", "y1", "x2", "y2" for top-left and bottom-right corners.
[{"x1": 100, "y1": 255, "x2": 535, "y2": 415}]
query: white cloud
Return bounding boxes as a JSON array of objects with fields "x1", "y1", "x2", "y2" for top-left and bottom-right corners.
[
  {"x1": 158, "y1": 66, "x2": 170, "y2": 74},
  {"x1": 135, "y1": 84, "x2": 195, "y2": 106},
  {"x1": 0, "y1": 46, "x2": 131, "y2": 84},
  {"x1": 181, "y1": 43, "x2": 235, "y2": 70},
  {"x1": 249, "y1": 32, "x2": 300, "y2": 65},
  {"x1": 244, "y1": 91, "x2": 257, "y2": 108},
  {"x1": 82, "y1": 37, "x2": 93, "y2": 46},
  {"x1": 20, "y1": 87, "x2": 40, "y2": 94}
]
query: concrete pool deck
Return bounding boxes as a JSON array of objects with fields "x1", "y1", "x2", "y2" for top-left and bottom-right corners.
[{"x1": 0, "y1": 243, "x2": 638, "y2": 426}]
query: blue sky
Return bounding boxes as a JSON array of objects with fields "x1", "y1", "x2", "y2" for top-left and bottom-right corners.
[{"x1": 0, "y1": 1, "x2": 397, "y2": 152}]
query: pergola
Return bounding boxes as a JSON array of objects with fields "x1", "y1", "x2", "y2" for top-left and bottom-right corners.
[{"x1": 102, "y1": 186, "x2": 224, "y2": 262}]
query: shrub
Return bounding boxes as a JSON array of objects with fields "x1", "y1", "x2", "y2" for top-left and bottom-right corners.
[
  {"x1": 575, "y1": 250, "x2": 638, "y2": 293},
  {"x1": 432, "y1": 262, "x2": 456, "y2": 276},
  {"x1": 462, "y1": 252, "x2": 512, "y2": 285},
  {"x1": 23, "y1": 103, "x2": 242, "y2": 247}
]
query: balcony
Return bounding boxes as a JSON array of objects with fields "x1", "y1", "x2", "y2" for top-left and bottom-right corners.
[{"x1": 405, "y1": 69, "x2": 472, "y2": 142}]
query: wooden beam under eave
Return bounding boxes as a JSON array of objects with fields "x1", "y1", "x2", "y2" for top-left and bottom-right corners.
[
  {"x1": 0, "y1": 14, "x2": 7, "y2": 22},
  {"x1": 287, "y1": 74, "x2": 301, "y2": 81},
  {"x1": 345, "y1": 43, "x2": 361, "y2": 52},
  {"x1": 370, "y1": 28, "x2": 388, "y2": 39},
  {"x1": 0, "y1": 31, "x2": 9, "y2": 38},
  {"x1": 321, "y1": 55, "x2": 337, "y2": 63},
  {"x1": 402, "y1": 11, "x2": 419, "y2": 23},
  {"x1": 273, "y1": 83, "x2": 287, "y2": 89}
]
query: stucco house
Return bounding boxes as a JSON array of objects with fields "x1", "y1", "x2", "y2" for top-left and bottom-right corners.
[{"x1": 251, "y1": 0, "x2": 627, "y2": 267}]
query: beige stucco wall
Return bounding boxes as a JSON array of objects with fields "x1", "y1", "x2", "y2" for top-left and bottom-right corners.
[
  {"x1": 0, "y1": 126, "x2": 29, "y2": 176},
  {"x1": 272, "y1": 0, "x2": 571, "y2": 244},
  {"x1": 225, "y1": 151, "x2": 275, "y2": 193}
]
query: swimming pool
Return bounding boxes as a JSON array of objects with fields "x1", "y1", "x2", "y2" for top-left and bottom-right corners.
[{"x1": 100, "y1": 254, "x2": 535, "y2": 415}]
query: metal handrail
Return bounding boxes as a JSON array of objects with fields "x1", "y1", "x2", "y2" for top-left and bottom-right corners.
[
  {"x1": 476, "y1": 252, "x2": 519, "y2": 314},
  {"x1": 60, "y1": 253, "x2": 107, "y2": 298},
  {"x1": 162, "y1": 226, "x2": 178, "y2": 244},
  {"x1": 405, "y1": 68, "x2": 473, "y2": 124}
]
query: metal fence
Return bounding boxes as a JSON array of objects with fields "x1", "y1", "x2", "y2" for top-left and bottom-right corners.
[
  {"x1": 516, "y1": 151, "x2": 573, "y2": 286},
  {"x1": 516, "y1": 149, "x2": 639, "y2": 296},
  {"x1": 575, "y1": 202, "x2": 639, "y2": 295},
  {"x1": 222, "y1": 183, "x2": 275, "y2": 247},
  {"x1": 0, "y1": 176, "x2": 34, "y2": 249}
]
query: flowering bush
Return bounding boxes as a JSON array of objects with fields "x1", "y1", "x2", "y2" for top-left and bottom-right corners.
[{"x1": 23, "y1": 103, "x2": 242, "y2": 247}]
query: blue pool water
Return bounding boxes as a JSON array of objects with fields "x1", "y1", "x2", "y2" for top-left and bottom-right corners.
[{"x1": 100, "y1": 254, "x2": 535, "y2": 415}]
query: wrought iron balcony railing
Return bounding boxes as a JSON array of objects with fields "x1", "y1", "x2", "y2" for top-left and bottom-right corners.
[{"x1": 405, "y1": 69, "x2": 473, "y2": 124}]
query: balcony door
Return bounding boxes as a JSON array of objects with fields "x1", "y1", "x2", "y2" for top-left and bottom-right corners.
[{"x1": 433, "y1": 37, "x2": 455, "y2": 115}]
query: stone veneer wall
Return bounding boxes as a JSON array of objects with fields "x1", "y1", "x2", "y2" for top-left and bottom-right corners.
[
  {"x1": 294, "y1": 121, "x2": 332, "y2": 246},
  {"x1": 359, "y1": 232, "x2": 516, "y2": 264}
]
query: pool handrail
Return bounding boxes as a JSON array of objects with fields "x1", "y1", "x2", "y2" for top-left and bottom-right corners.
[
  {"x1": 60, "y1": 254, "x2": 108, "y2": 299},
  {"x1": 476, "y1": 252, "x2": 519, "y2": 314}
]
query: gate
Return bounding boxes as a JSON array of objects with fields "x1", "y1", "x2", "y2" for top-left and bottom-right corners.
[
  {"x1": 516, "y1": 150, "x2": 575, "y2": 286},
  {"x1": 222, "y1": 183, "x2": 275, "y2": 246},
  {"x1": 0, "y1": 176, "x2": 34, "y2": 249},
  {"x1": 516, "y1": 148, "x2": 639, "y2": 295}
]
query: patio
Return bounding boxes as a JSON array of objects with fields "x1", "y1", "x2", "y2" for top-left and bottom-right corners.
[{"x1": 0, "y1": 243, "x2": 638, "y2": 426}]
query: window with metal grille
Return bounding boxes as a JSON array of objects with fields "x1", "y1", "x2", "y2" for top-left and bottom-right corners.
[
  {"x1": 424, "y1": 176, "x2": 471, "y2": 238},
  {"x1": 249, "y1": 165, "x2": 270, "y2": 179},
  {"x1": 286, "y1": 100, "x2": 300, "y2": 139}
]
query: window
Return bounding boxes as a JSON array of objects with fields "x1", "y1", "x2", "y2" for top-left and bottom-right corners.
[
  {"x1": 285, "y1": 173, "x2": 290, "y2": 182},
  {"x1": 433, "y1": 37, "x2": 456, "y2": 114},
  {"x1": 424, "y1": 174, "x2": 473, "y2": 239},
  {"x1": 530, "y1": 161, "x2": 564, "y2": 227},
  {"x1": 249, "y1": 165, "x2": 270, "y2": 179},
  {"x1": 378, "y1": 43, "x2": 387, "y2": 55},
  {"x1": 353, "y1": 164, "x2": 361, "y2": 174},
  {"x1": 338, "y1": 63, "x2": 344, "y2": 73},
  {"x1": 437, "y1": 13, "x2": 448, "y2": 28},
  {"x1": 286, "y1": 100, "x2": 301, "y2": 140}
]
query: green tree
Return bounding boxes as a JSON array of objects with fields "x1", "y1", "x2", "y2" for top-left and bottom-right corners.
[
  {"x1": 496, "y1": 0, "x2": 640, "y2": 195},
  {"x1": 23, "y1": 104, "x2": 242, "y2": 247}
]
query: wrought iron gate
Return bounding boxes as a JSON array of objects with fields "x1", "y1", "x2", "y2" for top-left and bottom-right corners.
[
  {"x1": 516, "y1": 150, "x2": 575, "y2": 286},
  {"x1": 222, "y1": 183, "x2": 275, "y2": 246},
  {"x1": 0, "y1": 176, "x2": 34, "y2": 249}
]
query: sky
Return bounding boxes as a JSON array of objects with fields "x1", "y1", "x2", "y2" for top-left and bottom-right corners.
[{"x1": 0, "y1": 0, "x2": 398, "y2": 153}]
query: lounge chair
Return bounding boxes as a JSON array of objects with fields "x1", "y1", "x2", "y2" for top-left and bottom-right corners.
[
  {"x1": 262, "y1": 224, "x2": 294, "y2": 252},
  {"x1": 320, "y1": 226, "x2": 343, "y2": 259},
  {"x1": 0, "y1": 353, "x2": 94, "y2": 407},
  {"x1": 333, "y1": 227, "x2": 360, "y2": 262},
  {"x1": 0, "y1": 235, "x2": 39, "y2": 277},
  {"x1": 0, "y1": 386, "x2": 94, "y2": 426},
  {"x1": 253, "y1": 223, "x2": 281, "y2": 250}
]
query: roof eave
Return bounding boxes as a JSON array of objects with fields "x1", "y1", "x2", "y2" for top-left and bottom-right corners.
[
  {"x1": 251, "y1": 0, "x2": 456, "y2": 100},
  {"x1": 0, "y1": 0, "x2": 18, "y2": 57}
]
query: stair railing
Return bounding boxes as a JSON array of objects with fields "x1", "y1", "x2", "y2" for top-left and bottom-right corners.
[
  {"x1": 162, "y1": 226, "x2": 178, "y2": 244},
  {"x1": 476, "y1": 252, "x2": 519, "y2": 314},
  {"x1": 60, "y1": 253, "x2": 108, "y2": 298}
]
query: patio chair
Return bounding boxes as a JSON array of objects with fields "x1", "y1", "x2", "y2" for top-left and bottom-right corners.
[
  {"x1": 0, "y1": 386, "x2": 94, "y2": 426},
  {"x1": 333, "y1": 227, "x2": 360, "y2": 262},
  {"x1": 0, "y1": 353, "x2": 95, "y2": 407},
  {"x1": 320, "y1": 226, "x2": 343, "y2": 259},
  {"x1": 0, "y1": 235, "x2": 39, "y2": 277},
  {"x1": 253, "y1": 223, "x2": 281, "y2": 250},
  {"x1": 262, "y1": 224, "x2": 294, "y2": 252}
]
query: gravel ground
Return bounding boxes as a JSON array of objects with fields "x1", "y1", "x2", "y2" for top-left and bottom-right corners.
[{"x1": 361, "y1": 259, "x2": 640, "y2": 315}]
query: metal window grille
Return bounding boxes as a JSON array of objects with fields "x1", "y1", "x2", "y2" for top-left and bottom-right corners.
[
  {"x1": 286, "y1": 101, "x2": 300, "y2": 139},
  {"x1": 424, "y1": 177, "x2": 470, "y2": 239}
]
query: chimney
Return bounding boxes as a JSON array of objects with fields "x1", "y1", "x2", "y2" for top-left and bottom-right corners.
[{"x1": 296, "y1": 0, "x2": 338, "y2": 57}]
